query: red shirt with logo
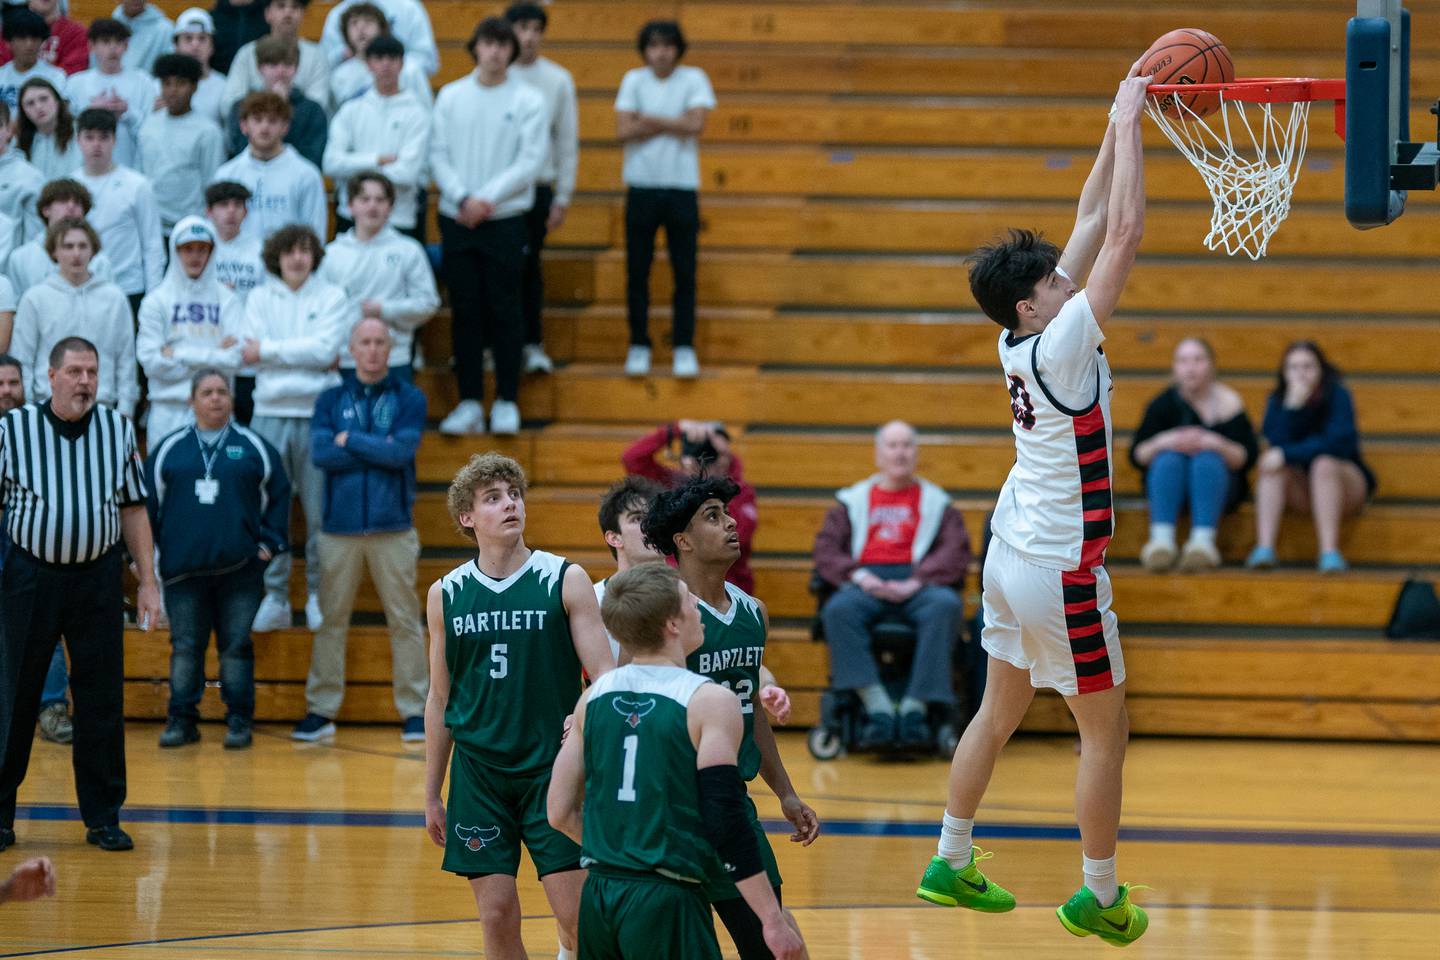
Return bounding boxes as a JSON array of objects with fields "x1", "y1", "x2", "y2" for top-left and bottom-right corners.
[{"x1": 858, "y1": 484, "x2": 922, "y2": 566}]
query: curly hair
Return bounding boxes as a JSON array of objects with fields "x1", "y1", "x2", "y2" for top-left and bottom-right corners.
[
  {"x1": 261, "y1": 224, "x2": 324, "y2": 277},
  {"x1": 446, "y1": 452, "x2": 528, "y2": 534},
  {"x1": 641, "y1": 475, "x2": 739, "y2": 557}
]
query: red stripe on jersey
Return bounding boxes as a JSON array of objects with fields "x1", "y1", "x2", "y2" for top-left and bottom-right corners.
[
  {"x1": 1061, "y1": 570, "x2": 1096, "y2": 588},
  {"x1": 1081, "y1": 477, "x2": 1111, "y2": 493},
  {"x1": 1071, "y1": 646, "x2": 1111, "y2": 664},
  {"x1": 1082, "y1": 508, "x2": 1113, "y2": 522},
  {"x1": 1073, "y1": 405, "x2": 1107, "y2": 435},
  {"x1": 1066, "y1": 621, "x2": 1104, "y2": 641},
  {"x1": 1064, "y1": 600, "x2": 1097, "y2": 615},
  {"x1": 1077, "y1": 674, "x2": 1114, "y2": 694},
  {"x1": 1077, "y1": 447, "x2": 1109, "y2": 465}
]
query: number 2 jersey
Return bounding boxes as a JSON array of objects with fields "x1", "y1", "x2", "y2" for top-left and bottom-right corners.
[
  {"x1": 686, "y1": 581, "x2": 766, "y2": 782},
  {"x1": 579, "y1": 663, "x2": 717, "y2": 883},
  {"x1": 440, "y1": 550, "x2": 582, "y2": 774},
  {"x1": 992, "y1": 289, "x2": 1116, "y2": 572}
]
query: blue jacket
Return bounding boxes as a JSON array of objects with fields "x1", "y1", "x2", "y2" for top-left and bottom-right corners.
[
  {"x1": 145, "y1": 422, "x2": 291, "y2": 583},
  {"x1": 311, "y1": 371, "x2": 425, "y2": 535},
  {"x1": 1261, "y1": 382, "x2": 1376, "y2": 493}
]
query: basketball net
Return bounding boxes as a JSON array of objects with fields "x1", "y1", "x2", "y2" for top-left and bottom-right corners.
[{"x1": 1147, "y1": 94, "x2": 1314, "y2": 260}]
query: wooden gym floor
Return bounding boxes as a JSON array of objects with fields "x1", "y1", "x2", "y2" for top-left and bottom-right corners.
[{"x1": 1, "y1": 727, "x2": 1435, "y2": 959}]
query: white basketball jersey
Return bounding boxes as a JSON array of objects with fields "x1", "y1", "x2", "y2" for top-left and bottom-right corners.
[{"x1": 990, "y1": 291, "x2": 1115, "y2": 571}]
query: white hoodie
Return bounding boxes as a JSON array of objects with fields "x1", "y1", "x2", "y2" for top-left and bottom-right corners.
[
  {"x1": 72, "y1": 163, "x2": 167, "y2": 295},
  {"x1": 136, "y1": 216, "x2": 244, "y2": 408},
  {"x1": 323, "y1": 87, "x2": 431, "y2": 229},
  {"x1": 430, "y1": 72, "x2": 548, "y2": 221},
  {"x1": 66, "y1": 68, "x2": 161, "y2": 167},
  {"x1": 212, "y1": 146, "x2": 328, "y2": 242},
  {"x1": 11, "y1": 272, "x2": 139, "y2": 416},
  {"x1": 0, "y1": 149, "x2": 45, "y2": 247},
  {"x1": 6, "y1": 238, "x2": 118, "y2": 296},
  {"x1": 239, "y1": 271, "x2": 351, "y2": 418},
  {"x1": 320, "y1": 226, "x2": 438, "y2": 368}
]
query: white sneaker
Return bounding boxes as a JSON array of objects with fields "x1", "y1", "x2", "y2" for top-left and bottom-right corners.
[
  {"x1": 672, "y1": 346, "x2": 700, "y2": 379},
  {"x1": 489, "y1": 400, "x2": 521, "y2": 436},
  {"x1": 1179, "y1": 537, "x2": 1222, "y2": 571},
  {"x1": 252, "y1": 594, "x2": 292, "y2": 632},
  {"x1": 439, "y1": 399, "x2": 485, "y2": 435},
  {"x1": 624, "y1": 345, "x2": 652, "y2": 377},
  {"x1": 305, "y1": 593, "x2": 323, "y2": 631},
  {"x1": 523, "y1": 343, "x2": 554, "y2": 374},
  {"x1": 1139, "y1": 538, "x2": 1178, "y2": 572}
]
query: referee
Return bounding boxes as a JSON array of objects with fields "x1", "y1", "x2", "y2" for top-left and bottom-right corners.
[{"x1": 0, "y1": 337, "x2": 163, "y2": 853}]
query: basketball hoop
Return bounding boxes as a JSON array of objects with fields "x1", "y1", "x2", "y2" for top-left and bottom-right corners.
[{"x1": 1146, "y1": 78, "x2": 1347, "y2": 259}]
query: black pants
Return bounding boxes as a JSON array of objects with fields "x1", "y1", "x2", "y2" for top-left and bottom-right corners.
[
  {"x1": 439, "y1": 214, "x2": 527, "y2": 403},
  {"x1": 624, "y1": 187, "x2": 699, "y2": 349},
  {"x1": 0, "y1": 547, "x2": 127, "y2": 829},
  {"x1": 713, "y1": 884, "x2": 783, "y2": 959},
  {"x1": 521, "y1": 184, "x2": 554, "y2": 346}
]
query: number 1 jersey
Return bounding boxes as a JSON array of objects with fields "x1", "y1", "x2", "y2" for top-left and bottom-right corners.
[{"x1": 440, "y1": 550, "x2": 582, "y2": 773}]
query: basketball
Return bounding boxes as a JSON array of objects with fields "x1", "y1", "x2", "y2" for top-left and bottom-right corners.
[{"x1": 1139, "y1": 28, "x2": 1236, "y2": 118}]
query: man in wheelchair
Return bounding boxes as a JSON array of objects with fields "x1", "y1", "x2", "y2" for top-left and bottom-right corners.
[{"x1": 811, "y1": 421, "x2": 972, "y2": 751}]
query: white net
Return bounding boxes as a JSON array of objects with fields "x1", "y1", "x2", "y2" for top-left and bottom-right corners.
[{"x1": 1146, "y1": 92, "x2": 1315, "y2": 260}]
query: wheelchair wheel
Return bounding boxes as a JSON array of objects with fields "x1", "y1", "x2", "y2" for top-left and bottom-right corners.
[
  {"x1": 807, "y1": 726, "x2": 845, "y2": 761},
  {"x1": 934, "y1": 722, "x2": 960, "y2": 758}
]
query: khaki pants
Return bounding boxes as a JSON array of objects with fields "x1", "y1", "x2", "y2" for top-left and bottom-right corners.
[{"x1": 307, "y1": 528, "x2": 428, "y2": 719}]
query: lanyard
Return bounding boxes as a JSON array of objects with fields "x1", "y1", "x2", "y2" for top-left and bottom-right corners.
[{"x1": 194, "y1": 424, "x2": 231, "y2": 480}]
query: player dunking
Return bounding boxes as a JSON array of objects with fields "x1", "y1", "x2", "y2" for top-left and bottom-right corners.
[
  {"x1": 424, "y1": 453, "x2": 616, "y2": 960},
  {"x1": 642, "y1": 476, "x2": 820, "y2": 958},
  {"x1": 914, "y1": 71, "x2": 1152, "y2": 946},
  {"x1": 547, "y1": 562, "x2": 807, "y2": 960}
]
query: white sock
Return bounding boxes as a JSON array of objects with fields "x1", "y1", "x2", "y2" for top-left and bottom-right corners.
[
  {"x1": 1148, "y1": 522, "x2": 1176, "y2": 546},
  {"x1": 898, "y1": 695, "x2": 926, "y2": 716},
  {"x1": 860, "y1": 684, "x2": 895, "y2": 717},
  {"x1": 1187, "y1": 525, "x2": 1217, "y2": 546},
  {"x1": 937, "y1": 812, "x2": 974, "y2": 869},
  {"x1": 557, "y1": 947, "x2": 576, "y2": 960},
  {"x1": 1083, "y1": 853, "x2": 1119, "y2": 907}
]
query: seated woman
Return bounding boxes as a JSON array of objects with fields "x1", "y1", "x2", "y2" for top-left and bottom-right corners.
[
  {"x1": 1131, "y1": 337, "x2": 1258, "y2": 571},
  {"x1": 1246, "y1": 340, "x2": 1375, "y2": 573}
]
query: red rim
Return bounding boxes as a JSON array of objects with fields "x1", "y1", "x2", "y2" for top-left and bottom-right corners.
[{"x1": 1146, "y1": 77, "x2": 1346, "y2": 104}]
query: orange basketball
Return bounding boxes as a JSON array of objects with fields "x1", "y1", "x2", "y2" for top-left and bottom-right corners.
[{"x1": 1139, "y1": 28, "x2": 1236, "y2": 119}]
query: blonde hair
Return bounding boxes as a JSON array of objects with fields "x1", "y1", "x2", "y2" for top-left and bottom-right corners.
[
  {"x1": 602, "y1": 563, "x2": 684, "y2": 654},
  {"x1": 446, "y1": 452, "x2": 528, "y2": 533}
]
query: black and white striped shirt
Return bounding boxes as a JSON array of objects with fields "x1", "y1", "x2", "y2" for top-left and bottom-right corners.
[{"x1": 0, "y1": 403, "x2": 147, "y2": 565}]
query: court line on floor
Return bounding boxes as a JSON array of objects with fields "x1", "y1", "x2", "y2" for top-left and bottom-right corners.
[
  {"x1": 14, "y1": 803, "x2": 1440, "y2": 849},
  {"x1": 4, "y1": 901, "x2": 1437, "y2": 957}
]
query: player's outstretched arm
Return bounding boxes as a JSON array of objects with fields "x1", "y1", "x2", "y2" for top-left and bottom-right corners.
[
  {"x1": 547, "y1": 690, "x2": 591, "y2": 844},
  {"x1": 423, "y1": 582, "x2": 454, "y2": 849},
  {"x1": 1056, "y1": 122, "x2": 1117, "y2": 286},
  {"x1": 563, "y1": 564, "x2": 617, "y2": 679},
  {"x1": 1085, "y1": 74, "x2": 1150, "y2": 327},
  {"x1": 692, "y1": 687, "x2": 808, "y2": 960}
]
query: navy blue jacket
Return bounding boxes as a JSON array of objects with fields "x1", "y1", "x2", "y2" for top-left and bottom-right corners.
[
  {"x1": 145, "y1": 422, "x2": 291, "y2": 583},
  {"x1": 311, "y1": 371, "x2": 425, "y2": 536},
  {"x1": 1261, "y1": 382, "x2": 1376, "y2": 493}
]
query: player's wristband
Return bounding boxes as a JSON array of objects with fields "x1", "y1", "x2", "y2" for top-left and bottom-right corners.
[{"x1": 697, "y1": 765, "x2": 765, "y2": 881}]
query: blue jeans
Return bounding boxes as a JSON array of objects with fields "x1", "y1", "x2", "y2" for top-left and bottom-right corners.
[
  {"x1": 40, "y1": 646, "x2": 68, "y2": 708},
  {"x1": 164, "y1": 562, "x2": 265, "y2": 722},
  {"x1": 1146, "y1": 449, "x2": 1232, "y2": 528},
  {"x1": 821, "y1": 582, "x2": 961, "y2": 704}
]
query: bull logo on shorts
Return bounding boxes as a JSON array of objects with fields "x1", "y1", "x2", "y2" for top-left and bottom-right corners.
[
  {"x1": 613, "y1": 697, "x2": 656, "y2": 729},
  {"x1": 455, "y1": 824, "x2": 502, "y2": 852}
]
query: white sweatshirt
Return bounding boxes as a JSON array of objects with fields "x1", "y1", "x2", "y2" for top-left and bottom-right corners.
[
  {"x1": 24, "y1": 132, "x2": 82, "y2": 181},
  {"x1": 136, "y1": 217, "x2": 244, "y2": 407},
  {"x1": 193, "y1": 71, "x2": 228, "y2": 127},
  {"x1": 323, "y1": 87, "x2": 431, "y2": 229},
  {"x1": 320, "y1": 227, "x2": 438, "y2": 368},
  {"x1": 239, "y1": 272, "x2": 351, "y2": 417},
  {"x1": 0, "y1": 150, "x2": 45, "y2": 247},
  {"x1": 0, "y1": 276, "x2": 14, "y2": 315},
  {"x1": 0, "y1": 211, "x2": 14, "y2": 275},
  {"x1": 0, "y1": 59, "x2": 68, "y2": 112},
  {"x1": 615, "y1": 65, "x2": 717, "y2": 190},
  {"x1": 222, "y1": 38, "x2": 331, "y2": 115},
  {"x1": 430, "y1": 72, "x2": 547, "y2": 221},
  {"x1": 137, "y1": 109, "x2": 227, "y2": 229},
  {"x1": 112, "y1": 3, "x2": 174, "y2": 72},
  {"x1": 11, "y1": 272, "x2": 139, "y2": 416},
  {"x1": 511, "y1": 57, "x2": 579, "y2": 206},
  {"x1": 66, "y1": 68, "x2": 160, "y2": 167},
  {"x1": 210, "y1": 229, "x2": 264, "y2": 303},
  {"x1": 321, "y1": 0, "x2": 438, "y2": 76},
  {"x1": 211, "y1": 146, "x2": 327, "y2": 242},
  {"x1": 6, "y1": 238, "x2": 117, "y2": 296},
  {"x1": 73, "y1": 164, "x2": 166, "y2": 295},
  {"x1": 329, "y1": 56, "x2": 432, "y2": 113}
]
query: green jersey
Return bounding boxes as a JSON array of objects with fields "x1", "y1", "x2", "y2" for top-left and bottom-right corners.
[
  {"x1": 441, "y1": 550, "x2": 581, "y2": 774},
  {"x1": 580, "y1": 663, "x2": 717, "y2": 884},
  {"x1": 686, "y1": 582, "x2": 766, "y2": 782}
]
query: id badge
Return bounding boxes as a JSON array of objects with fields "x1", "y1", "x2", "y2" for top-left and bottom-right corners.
[{"x1": 195, "y1": 478, "x2": 220, "y2": 504}]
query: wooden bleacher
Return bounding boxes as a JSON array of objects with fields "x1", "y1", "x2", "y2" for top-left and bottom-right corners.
[{"x1": 69, "y1": 0, "x2": 1439, "y2": 740}]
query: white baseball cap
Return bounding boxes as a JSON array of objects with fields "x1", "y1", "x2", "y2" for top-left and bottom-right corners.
[{"x1": 173, "y1": 8, "x2": 215, "y2": 36}]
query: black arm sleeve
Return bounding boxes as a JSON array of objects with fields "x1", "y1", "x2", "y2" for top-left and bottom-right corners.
[{"x1": 697, "y1": 765, "x2": 765, "y2": 882}]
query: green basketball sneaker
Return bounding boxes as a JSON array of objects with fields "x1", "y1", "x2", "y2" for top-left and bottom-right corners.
[
  {"x1": 1056, "y1": 884, "x2": 1149, "y2": 946},
  {"x1": 915, "y1": 847, "x2": 1017, "y2": 913}
]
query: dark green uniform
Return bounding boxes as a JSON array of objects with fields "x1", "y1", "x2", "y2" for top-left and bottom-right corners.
[
  {"x1": 686, "y1": 582, "x2": 782, "y2": 901},
  {"x1": 440, "y1": 550, "x2": 583, "y2": 878},
  {"x1": 577, "y1": 663, "x2": 724, "y2": 960}
]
